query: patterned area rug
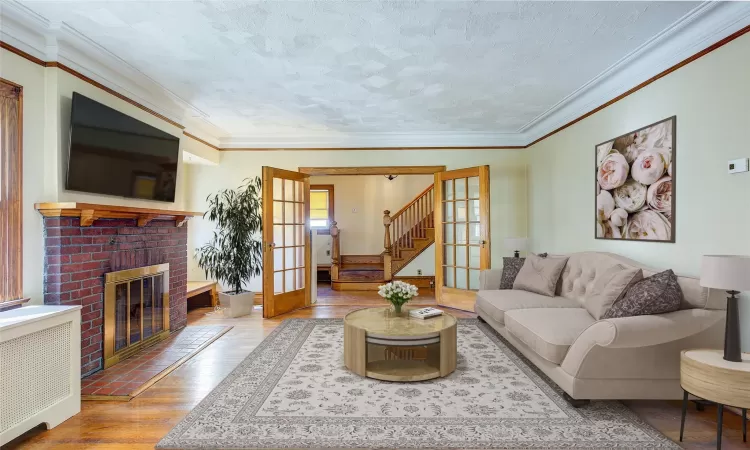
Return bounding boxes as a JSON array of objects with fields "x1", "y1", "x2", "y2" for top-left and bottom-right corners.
[{"x1": 157, "y1": 319, "x2": 679, "y2": 449}]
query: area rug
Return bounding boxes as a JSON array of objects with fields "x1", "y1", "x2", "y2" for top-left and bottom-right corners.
[{"x1": 157, "y1": 319, "x2": 679, "y2": 449}]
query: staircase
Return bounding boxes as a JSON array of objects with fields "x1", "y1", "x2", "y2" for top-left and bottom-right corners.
[{"x1": 330, "y1": 185, "x2": 435, "y2": 291}]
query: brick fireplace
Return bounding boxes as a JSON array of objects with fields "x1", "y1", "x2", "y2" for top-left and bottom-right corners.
[{"x1": 41, "y1": 215, "x2": 190, "y2": 377}]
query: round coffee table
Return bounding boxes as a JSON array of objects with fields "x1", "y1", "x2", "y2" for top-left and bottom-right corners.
[{"x1": 343, "y1": 307, "x2": 457, "y2": 382}]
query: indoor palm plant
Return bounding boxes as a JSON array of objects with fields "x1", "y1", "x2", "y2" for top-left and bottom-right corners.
[{"x1": 196, "y1": 177, "x2": 263, "y2": 317}]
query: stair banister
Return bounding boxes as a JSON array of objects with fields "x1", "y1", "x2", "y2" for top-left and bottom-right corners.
[{"x1": 330, "y1": 221, "x2": 340, "y2": 281}]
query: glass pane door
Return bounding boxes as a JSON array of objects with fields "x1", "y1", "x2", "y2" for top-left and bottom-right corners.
[
  {"x1": 263, "y1": 167, "x2": 311, "y2": 318},
  {"x1": 435, "y1": 167, "x2": 490, "y2": 311}
]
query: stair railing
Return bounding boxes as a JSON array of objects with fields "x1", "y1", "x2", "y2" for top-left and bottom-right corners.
[
  {"x1": 383, "y1": 184, "x2": 434, "y2": 262},
  {"x1": 329, "y1": 221, "x2": 340, "y2": 281}
]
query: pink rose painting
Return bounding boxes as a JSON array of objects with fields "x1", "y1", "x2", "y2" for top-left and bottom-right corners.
[{"x1": 595, "y1": 117, "x2": 675, "y2": 242}]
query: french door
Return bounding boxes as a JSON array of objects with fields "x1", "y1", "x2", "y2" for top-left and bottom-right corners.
[
  {"x1": 262, "y1": 167, "x2": 312, "y2": 318},
  {"x1": 434, "y1": 166, "x2": 491, "y2": 311}
]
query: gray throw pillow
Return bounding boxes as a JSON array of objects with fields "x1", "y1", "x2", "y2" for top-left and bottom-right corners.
[
  {"x1": 584, "y1": 265, "x2": 643, "y2": 320},
  {"x1": 512, "y1": 253, "x2": 569, "y2": 297},
  {"x1": 602, "y1": 269, "x2": 683, "y2": 319},
  {"x1": 500, "y1": 253, "x2": 548, "y2": 289},
  {"x1": 500, "y1": 257, "x2": 525, "y2": 289}
]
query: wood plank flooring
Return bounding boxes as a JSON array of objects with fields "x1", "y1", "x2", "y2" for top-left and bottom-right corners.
[{"x1": 5, "y1": 288, "x2": 748, "y2": 449}]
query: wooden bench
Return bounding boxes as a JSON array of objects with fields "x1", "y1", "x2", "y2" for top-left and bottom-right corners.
[{"x1": 187, "y1": 281, "x2": 218, "y2": 307}]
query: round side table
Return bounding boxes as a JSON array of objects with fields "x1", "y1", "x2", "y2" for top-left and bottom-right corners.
[
  {"x1": 680, "y1": 349, "x2": 750, "y2": 448},
  {"x1": 343, "y1": 307, "x2": 457, "y2": 382}
]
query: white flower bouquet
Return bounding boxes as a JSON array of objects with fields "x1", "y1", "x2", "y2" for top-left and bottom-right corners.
[{"x1": 377, "y1": 280, "x2": 419, "y2": 314}]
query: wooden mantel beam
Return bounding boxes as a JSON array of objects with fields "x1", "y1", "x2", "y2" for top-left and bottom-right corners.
[{"x1": 35, "y1": 202, "x2": 203, "y2": 227}]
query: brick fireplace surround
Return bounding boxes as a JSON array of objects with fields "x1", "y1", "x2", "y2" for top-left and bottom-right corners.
[{"x1": 42, "y1": 217, "x2": 188, "y2": 377}]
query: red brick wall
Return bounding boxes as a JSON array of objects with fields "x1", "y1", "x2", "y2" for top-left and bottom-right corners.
[{"x1": 43, "y1": 217, "x2": 188, "y2": 377}]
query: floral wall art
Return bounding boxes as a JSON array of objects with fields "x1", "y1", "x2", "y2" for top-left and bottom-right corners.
[{"x1": 596, "y1": 116, "x2": 675, "y2": 242}]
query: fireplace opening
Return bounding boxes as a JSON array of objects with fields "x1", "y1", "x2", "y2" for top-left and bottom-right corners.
[{"x1": 104, "y1": 263, "x2": 170, "y2": 369}]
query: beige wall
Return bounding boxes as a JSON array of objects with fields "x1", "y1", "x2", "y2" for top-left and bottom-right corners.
[
  {"x1": 0, "y1": 47, "x2": 212, "y2": 305},
  {"x1": 527, "y1": 33, "x2": 750, "y2": 348},
  {"x1": 185, "y1": 151, "x2": 528, "y2": 292}
]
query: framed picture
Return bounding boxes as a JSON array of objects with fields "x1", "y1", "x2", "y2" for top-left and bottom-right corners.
[{"x1": 595, "y1": 116, "x2": 675, "y2": 242}]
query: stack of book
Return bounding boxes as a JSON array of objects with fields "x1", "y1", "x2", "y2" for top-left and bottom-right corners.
[{"x1": 409, "y1": 307, "x2": 444, "y2": 319}]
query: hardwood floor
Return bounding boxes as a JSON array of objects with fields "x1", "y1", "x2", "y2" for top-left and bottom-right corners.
[
  {"x1": 5, "y1": 291, "x2": 748, "y2": 449},
  {"x1": 314, "y1": 282, "x2": 440, "y2": 307}
]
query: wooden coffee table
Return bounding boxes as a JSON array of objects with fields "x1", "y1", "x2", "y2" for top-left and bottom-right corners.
[{"x1": 343, "y1": 307, "x2": 457, "y2": 382}]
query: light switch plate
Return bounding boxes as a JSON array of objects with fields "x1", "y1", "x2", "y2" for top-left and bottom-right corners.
[{"x1": 728, "y1": 158, "x2": 749, "y2": 174}]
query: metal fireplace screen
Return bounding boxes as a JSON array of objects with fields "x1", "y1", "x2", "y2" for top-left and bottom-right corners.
[{"x1": 104, "y1": 263, "x2": 170, "y2": 369}]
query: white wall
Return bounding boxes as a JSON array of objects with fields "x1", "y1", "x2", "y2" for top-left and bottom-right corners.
[
  {"x1": 309, "y1": 174, "x2": 433, "y2": 256},
  {"x1": 527, "y1": 33, "x2": 750, "y2": 348},
  {"x1": 0, "y1": 47, "x2": 213, "y2": 305},
  {"x1": 185, "y1": 151, "x2": 528, "y2": 292}
]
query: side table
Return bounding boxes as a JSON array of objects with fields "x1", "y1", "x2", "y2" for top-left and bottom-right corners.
[{"x1": 680, "y1": 349, "x2": 750, "y2": 448}]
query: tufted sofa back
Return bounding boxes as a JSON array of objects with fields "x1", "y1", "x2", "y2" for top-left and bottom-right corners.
[{"x1": 555, "y1": 252, "x2": 725, "y2": 311}]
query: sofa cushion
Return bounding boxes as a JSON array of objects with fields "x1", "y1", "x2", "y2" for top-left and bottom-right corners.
[
  {"x1": 584, "y1": 265, "x2": 643, "y2": 319},
  {"x1": 475, "y1": 289, "x2": 582, "y2": 325},
  {"x1": 500, "y1": 257, "x2": 525, "y2": 289},
  {"x1": 505, "y1": 308, "x2": 596, "y2": 364},
  {"x1": 513, "y1": 254, "x2": 569, "y2": 296},
  {"x1": 603, "y1": 269, "x2": 683, "y2": 319},
  {"x1": 557, "y1": 252, "x2": 717, "y2": 310}
]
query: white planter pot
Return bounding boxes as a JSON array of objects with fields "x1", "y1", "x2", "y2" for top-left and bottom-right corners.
[{"x1": 218, "y1": 290, "x2": 254, "y2": 318}]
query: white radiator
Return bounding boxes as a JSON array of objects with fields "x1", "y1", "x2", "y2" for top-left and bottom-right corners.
[{"x1": 0, "y1": 305, "x2": 81, "y2": 445}]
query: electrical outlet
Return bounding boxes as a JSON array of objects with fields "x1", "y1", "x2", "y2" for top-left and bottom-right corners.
[
  {"x1": 417, "y1": 269, "x2": 422, "y2": 276},
  {"x1": 326, "y1": 250, "x2": 330, "y2": 256}
]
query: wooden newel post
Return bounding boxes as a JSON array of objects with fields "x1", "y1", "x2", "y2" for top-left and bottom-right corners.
[
  {"x1": 330, "y1": 221, "x2": 340, "y2": 281},
  {"x1": 383, "y1": 210, "x2": 393, "y2": 281}
]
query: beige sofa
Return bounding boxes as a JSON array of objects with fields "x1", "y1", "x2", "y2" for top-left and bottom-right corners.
[{"x1": 476, "y1": 252, "x2": 726, "y2": 402}]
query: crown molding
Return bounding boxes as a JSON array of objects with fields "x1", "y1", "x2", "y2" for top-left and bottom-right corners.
[
  {"x1": 219, "y1": 131, "x2": 527, "y2": 150},
  {"x1": 2, "y1": 0, "x2": 750, "y2": 150},
  {"x1": 520, "y1": 1, "x2": 750, "y2": 143},
  {"x1": 0, "y1": 0, "x2": 227, "y2": 139}
]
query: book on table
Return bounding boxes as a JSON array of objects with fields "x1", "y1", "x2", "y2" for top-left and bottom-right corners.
[{"x1": 409, "y1": 307, "x2": 443, "y2": 319}]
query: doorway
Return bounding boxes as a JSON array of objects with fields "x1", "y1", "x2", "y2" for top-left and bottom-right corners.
[{"x1": 261, "y1": 165, "x2": 490, "y2": 317}]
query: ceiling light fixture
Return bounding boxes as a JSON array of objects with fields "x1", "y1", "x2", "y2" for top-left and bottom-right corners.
[{"x1": 384, "y1": 175, "x2": 398, "y2": 181}]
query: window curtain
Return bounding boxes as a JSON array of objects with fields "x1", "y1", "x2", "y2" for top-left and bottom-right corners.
[{"x1": 0, "y1": 81, "x2": 22, "y2": 302}]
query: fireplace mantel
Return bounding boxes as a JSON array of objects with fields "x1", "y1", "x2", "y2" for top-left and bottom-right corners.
[{"x1": 35, "y1": 202, "x2": 202, "y2": 227}]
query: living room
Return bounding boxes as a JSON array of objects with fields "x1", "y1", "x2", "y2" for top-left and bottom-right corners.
[{"x1": 1, "y1": 1, "x2": 750, "y2": 449}]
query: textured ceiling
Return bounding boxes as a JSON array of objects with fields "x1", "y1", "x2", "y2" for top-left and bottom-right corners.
[{"x1": 20, "y1": 1, "x2": 699, "y2": 135}]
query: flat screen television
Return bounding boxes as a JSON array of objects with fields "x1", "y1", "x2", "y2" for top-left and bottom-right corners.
[{"x1": 66, "y1": 92, "x2": 180, "y2": 202}]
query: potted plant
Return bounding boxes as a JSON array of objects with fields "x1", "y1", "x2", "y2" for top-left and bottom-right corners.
[
  {"x1": 377, "y1": 280, "x2": 419, "y2": 315},
  {"x1": 196, "y1": 177, "x2": 262, "y2": 317}
]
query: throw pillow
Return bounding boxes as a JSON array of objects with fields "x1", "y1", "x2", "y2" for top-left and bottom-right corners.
[
  {"x1": 602, "y1": 269, "x2": 683, "y2": 319},
  {"x1": 500, "y1": 257, "x2": 525, "y2": 289},
  {"x1": 584, "y1": 265, "x2": 643, "y2": 320},
  {"x1": 512, "y1": 253, "x2": 569, "y2": 297}
]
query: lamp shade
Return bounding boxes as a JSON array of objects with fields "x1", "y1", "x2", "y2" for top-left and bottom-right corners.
[
  {"x1": 700, "y1": 255, "x2": 750, "y2": 291},
  {"x1": 504, "y1": 237, "x2": 528, "y2": 252}
]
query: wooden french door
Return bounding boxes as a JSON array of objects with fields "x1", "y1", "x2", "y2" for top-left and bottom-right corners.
[
  {"x1": 434, "y1": 166, "x2": 491, "y2": 311},
  {"x1": 262, "y1": 167, "x2": 312, "y2": 318}
]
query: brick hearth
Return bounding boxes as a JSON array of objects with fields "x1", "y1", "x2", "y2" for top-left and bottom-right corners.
[{"x1": 42, "y1": 217, "x2": 188, "y2": 377}]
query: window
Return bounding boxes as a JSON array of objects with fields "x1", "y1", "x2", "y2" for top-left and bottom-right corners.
[
  {"x1": 0, "y1": 79, "x2": 23, "y2": 304},
  {"x1": 310, "y1": 185, "x2": 334, "y2": 232}
]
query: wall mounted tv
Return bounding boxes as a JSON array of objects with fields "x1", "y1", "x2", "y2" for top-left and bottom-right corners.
[{"x1": 66, "y1": 92, "x2": 180, "y2": 202}]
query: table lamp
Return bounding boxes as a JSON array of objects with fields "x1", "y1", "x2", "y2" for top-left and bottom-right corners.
[
  {"x1": 700, "y1": 255, "x2": 750, "y2": 362},
  {"x1": 504, "y1": 237, "x2": 528, "y2": 258}
]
